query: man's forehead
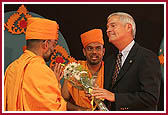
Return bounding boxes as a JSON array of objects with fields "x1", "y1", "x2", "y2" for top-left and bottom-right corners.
[
  {"x1": 86, "y1": 42, "x2": 103, "y2": 47},
  {"x1": 50, "y1": 39, "x2": 57, "y2": 42},
  {"x1": 107, "y1": 15, "x2": 120, "y2": 22},
  {"x1": 107, "y1": 19, "x2": 121, "y2": 27}
]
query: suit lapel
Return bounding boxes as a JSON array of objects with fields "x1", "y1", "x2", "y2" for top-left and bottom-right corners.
[
  {"x1": 104, "y1": 54, "x2": 116, "y2": 90},
  {"x1": 112, "y1": 43, "x2": 139, "y2": 88}
]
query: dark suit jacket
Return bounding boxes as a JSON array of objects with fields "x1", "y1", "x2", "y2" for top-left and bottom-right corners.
[{"x1": 104, "y1": 43, "x2": 161, "y2": 111}]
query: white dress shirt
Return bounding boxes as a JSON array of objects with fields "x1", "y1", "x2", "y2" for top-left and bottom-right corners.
[{"x1": 120, "y1": 40, "x2": 135, "y2": 67}]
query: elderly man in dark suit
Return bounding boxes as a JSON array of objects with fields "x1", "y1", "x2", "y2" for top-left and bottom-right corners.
[{"x1": 92, "y1": 12, "x2": 161, "y2": 111}]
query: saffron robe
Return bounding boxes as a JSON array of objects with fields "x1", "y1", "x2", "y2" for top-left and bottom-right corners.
[
  {"x1": 67, "y1": 60, "x2": 104, "y2": 108},
  {"x1": 4, "y1": 50, "x2": 66, "y2": 111}
]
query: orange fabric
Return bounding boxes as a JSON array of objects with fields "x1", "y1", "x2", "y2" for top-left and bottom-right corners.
[
  {"x1": 67, "y1": 60, "x2": 104, "y2": 108},
  {"x1": 25, "y1": 17, "x2": 59, "y2": 40},
  {"x1": 81, "y1": 29, "x2": 104, "y2": 48},
  {"x1": 4, "y1": 50, "x2": 66, "y2": 111}
]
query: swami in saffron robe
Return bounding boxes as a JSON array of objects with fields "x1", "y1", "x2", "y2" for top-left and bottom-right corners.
[{"x1": 4, "y1": 50, "x2": 66, "y2": 111}]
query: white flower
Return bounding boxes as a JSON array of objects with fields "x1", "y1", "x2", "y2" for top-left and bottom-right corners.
[
  {"x1": 74, "y1": 74, "x2": 80, "y2": 80},
  {"x1": 80, "y1": 71, "x2": 87, "y2": 74},
  {"x1": 63, "y1": 62, "x2": 87, "y2": 81},
  {"x1": 70, "y1": 62, "x2": 78, "y2": 68},
  {"x1": 74, "y1": 71, "x2": 81, "y2": 80}
]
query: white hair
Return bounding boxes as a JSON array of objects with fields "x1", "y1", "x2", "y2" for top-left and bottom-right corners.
[{"x1": 107, "y1": 12, "x2": 136, "y2": 38}]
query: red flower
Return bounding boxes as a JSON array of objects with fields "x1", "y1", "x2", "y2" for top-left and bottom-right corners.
[
  {"x1": 19, "y1": 20, "x2": 27, "y2": 28},
  {"x1": 22, "y1": 45, "x2": 27, "y2": 52},
  {"x1": 55, "y1": 56, "x2": 65, "y2": 64}
]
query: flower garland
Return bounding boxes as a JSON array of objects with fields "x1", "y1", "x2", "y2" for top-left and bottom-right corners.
[{"x1": 50, "y1": 45, "x2": 76, "y2": 68}]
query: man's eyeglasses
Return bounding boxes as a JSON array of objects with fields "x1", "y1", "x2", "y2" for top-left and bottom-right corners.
[{"x1": 85, "y1": 46, "x2": 102, "y2": 52}]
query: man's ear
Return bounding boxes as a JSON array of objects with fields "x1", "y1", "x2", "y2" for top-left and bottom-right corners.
[
  {"x1": 126, "y1": 23, "x2": 132, "y2": 33},
  {"x1": 103, "y1": 48, "x2": 105, "y2": 56},
  {"x1": 41, "y1": 40, "x2": 48, "y2": 50},
  {"x1": 83, "y1": 48, "x2": 86, "y2": 56}
]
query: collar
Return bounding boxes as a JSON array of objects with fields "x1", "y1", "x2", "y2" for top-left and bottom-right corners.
[
  {"x1": 121, "y1": 40, "x2": 135, "y2": 58},
  {"x1": 24, "y1": 50, "x2": 37, "y2": 57}
]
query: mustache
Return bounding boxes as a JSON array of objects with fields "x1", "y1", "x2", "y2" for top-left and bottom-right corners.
[{"x1": 90, "y1": 54, "x2": 99, "y2": 58}]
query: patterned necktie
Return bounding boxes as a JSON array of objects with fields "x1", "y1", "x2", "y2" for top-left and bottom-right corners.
[
  {"x1": 111, "y1": 53, "x2": 122, "y2": 87},
  {"x1": 107, "y1": 53, "x2": 123, "y2": 110}
]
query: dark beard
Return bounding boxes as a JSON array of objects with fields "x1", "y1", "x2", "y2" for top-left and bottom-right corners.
[
  {"x1": 88, "y1": 55, "x2": 101, "y2": 65},
  {"x1": 88, "y1": 59, "x2": 101, "y2": 65},
  {"x1": 44, "y1": 52, "x2": 53, "y2": 62},
  {"x1": 44, "y1": 57, "x2": 50, "y2": 62}
]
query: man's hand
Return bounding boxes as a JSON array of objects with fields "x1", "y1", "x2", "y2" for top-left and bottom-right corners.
[
  {"x1": 53, "y1": 63, "x2": 64, "y2": 82},
  {"x1": 85, "y1": 91, "x2": 92, "y2": 101},
  {"x1": 92, "y1": 88, "x2": 115, "y2": 102}
]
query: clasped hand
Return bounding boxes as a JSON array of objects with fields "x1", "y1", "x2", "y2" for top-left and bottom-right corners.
[{"x1": 51, "y1": 63, "x2": 64, "y2": 82}]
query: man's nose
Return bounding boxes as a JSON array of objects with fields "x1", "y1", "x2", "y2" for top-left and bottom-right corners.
[
  {"x1": 91, "y1": 48, "x2": 98, "y2": 53},
  {"x1": 106, "y1": 27, "x2": 111, "y2": 33},
  {"x1": 92, "y1": 49, "x2": 97, "y2": 53}
]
